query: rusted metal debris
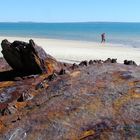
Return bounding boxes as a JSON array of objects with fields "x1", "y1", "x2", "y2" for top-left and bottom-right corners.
[{"x1": 0, "y1": 41, "x2": 139, "y2": 139}]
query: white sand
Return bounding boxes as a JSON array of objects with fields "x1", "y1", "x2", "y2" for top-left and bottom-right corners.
[{"x1": 0, "y1": 36, "x2": 140, "y2": 64}]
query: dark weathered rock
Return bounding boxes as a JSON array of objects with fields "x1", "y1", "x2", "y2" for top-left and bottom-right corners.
[
  {"x1": 35, "y1": 82, "x2": 45, "y2": 90},
  {"x1": 59, "y1": 69, "x2": 66, "y2": 75},
  {"x1": 63, "y1": 63, "x2": 67, "y2": 67},
  {"x1": 0, "y1": 57, "x2": 11, "y2": 72},
  {"x1": 104, "y1": 58, "x2": 117, "y2": 63},
  {"x1": 0, "y1": 39, "x2": 63, "y2": 81},
  {"x1": 104, "y1": 58, "x2": 111, "y2": 63},
  {"x1": 89, "y1": 60, "x2": 94, "y2": 65},
  {"x1": 1, "y1": 104, "x2": 17, "y2": 116},
  {"x1": 1, "y1": 39, "x2": 42, "y2": 74},
  {"x1": 111, "y1": 58, "x2": 117, "y2": 63},
  {"x1": 17, "y1": 90, "x2": 33, "y2": 102},
  {"x1": 13, "y1": 77, "x2": 23, "y2": 81},
  {"x1": 0, "y1": 42, "x2": 140, "y2": 140},
  {"x1": 0, "y1": 63, "x2": 139, "y2": 140},
  {"x1": 1, "y1": 39, "x2": 59, "y2": 74},
  {"x1": 93, "y1": 59, "x2": 102, "y2": 64},
  {"x1": 79, "y1": 60, "x2": 88, "y2": 66},
  {"x1": 124, "y1": 60, "x2": 137, "y2": 66},
  {"x1": 1, "y1": 40, "x2": 22, "y2": 71},
  {"x1": 45, "y1": 73, "x2": 58, "y2": 82},
  {"x1": 71, "y1": 63, "x2": 79, "y2": 70}
]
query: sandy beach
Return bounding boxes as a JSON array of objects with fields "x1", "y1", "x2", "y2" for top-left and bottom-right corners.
[{"x1": 0, "y1": 36, "x2": 140, "y2": 64}]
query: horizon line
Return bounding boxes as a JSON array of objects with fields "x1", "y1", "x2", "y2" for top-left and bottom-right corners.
[{"x1": 0, "y1": 21, "x2": 140, "y2": 24}]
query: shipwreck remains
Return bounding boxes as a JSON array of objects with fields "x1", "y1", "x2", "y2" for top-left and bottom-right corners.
[
  {"x1": 0, "y1": 39, "x2": 139, "y2": 140},
  {"x1": 0, "y1": 39, "x2": 62, "y2": 80}
]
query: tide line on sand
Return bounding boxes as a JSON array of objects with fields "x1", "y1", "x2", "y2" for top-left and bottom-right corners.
[{"x1": 0, "y1": 36, "x2": 140, "y2": 64}]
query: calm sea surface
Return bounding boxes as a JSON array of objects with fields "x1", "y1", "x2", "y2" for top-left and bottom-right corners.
[{"x1": 0, "y1": 22, "x2": 140, "y2": 48}]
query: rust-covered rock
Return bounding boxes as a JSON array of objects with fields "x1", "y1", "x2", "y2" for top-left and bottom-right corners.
[
  {"x1": 1, "y1": 39, "x2": 62, "y2": 76},
  {"x1": 0, "y1": 39, "x2": 63, "y2": 81},
  {"x1": 124, "y1": 59, "x2": 137, "y2": 66},
  {"x1": 1, "y1": 39, "x2": 42, "y2": 74},
  {"x1": 0, "y1": 40, "x2": 139, "y2": 140},
  {"x1": 0, "y1": 60, "x2": 139, "y2": 140}
]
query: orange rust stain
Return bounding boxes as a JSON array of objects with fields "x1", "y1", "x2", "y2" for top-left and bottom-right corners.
[
  {"x1": 45, "y1": 60, "x2": 56, "y2": 74},
  {"x1": 113, "y1": 92, "x2": 140, "y2": 112},
  {"x1": 47, "y1": 108, "x2": 66, "y2": 120},
  {"x1": 84, "y1": 98, "x2": 102, "y2": 113},
  {"x1": 100, "y1": 132, "x2": 110, "y2": 140},
  {"x1": 128, "y1": 80, "x2": 140, "y2": 87},
  {"x1": 44, "y1": 83, "x2": 49, "y2": 89},
  {"x1": 112, "y1": 73, "x2": 128, "y2": 84},
  {"x1": 0, "y1": 81, "x2": 15, "y2": 88},
  {"x1": 111, "y1": 71, "x2": 131, "y2": 84},
  {"x1": 128, "y1": 82, "x2": 135, "y2": 87},
  {"x1": 79, "y1": 130, "x2": 95, "y2": 140},
  {"x1": 59, "y1": 130, "x2": 80, "y2": 140},
  {"x1": 39, "y1": 74, "x2": 48, "y2": 79},
  {"x1": 95, "y1": 80, "x2": 106, "y2": 88},
  {"x1": 31, "y1": 74, "x2": 48, "y2": 86},
  {"x1": 70, "y1": 71, "x2": 80, "y2": 78},
  {"x1": 31, "y1": 89, "x2": 44, "y2": 96},
  {"x1": 15, "y1": 102, "x2": 27, "y2": 109},
  {"x1": 0, "y1": 118, "x2": 8, "y2": 133},
  {"x1": 30, "y1": 91, "x2": 38, "y2": 97},
  {"x1": 0, "y1": 120, "x2": 4, "y2": 131},
  {"x1": 48, "y1": 64, "x2": 54, "y2": 74},
  {"x1": 34, "y1": 55, "x2": 41, "y2": 67},
  {"x1": 129, "y1": 87, "x2": 140, "y2": 95},
  {"x1": 132, "y1": 94, "x2": 140, "y2": 98}
]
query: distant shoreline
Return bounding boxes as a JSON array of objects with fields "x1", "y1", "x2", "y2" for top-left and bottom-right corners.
[
  {"x1": 0, "y1": 36, "x2": 140, "y2": 64},
  {"x1": 1, "y1": 21, "x2": 140, "y2": 24},
  {"x1": 0, "y1": 22, "x2": 140, "y2": 48},
  {"x1": 0, "y1": 35, "x2": 132, "y2": 48}
]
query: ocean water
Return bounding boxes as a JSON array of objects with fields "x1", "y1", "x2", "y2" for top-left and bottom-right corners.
[{"x1": 0, "y1": 22, "x2": 140, "y2": 48}]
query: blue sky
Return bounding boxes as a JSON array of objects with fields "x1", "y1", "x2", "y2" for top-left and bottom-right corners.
[{"x1": 0, "y1": 0, "x2": 140, "y2": 22}]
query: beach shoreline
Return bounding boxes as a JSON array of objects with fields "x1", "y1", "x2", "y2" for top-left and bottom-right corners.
[{"x1": 0, "y1": 36, "x2": 140, "y2": 64}]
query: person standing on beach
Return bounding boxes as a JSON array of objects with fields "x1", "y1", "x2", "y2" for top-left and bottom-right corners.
[{"x1": 101, "y1": 33, "x2": 106, "y2": 43}]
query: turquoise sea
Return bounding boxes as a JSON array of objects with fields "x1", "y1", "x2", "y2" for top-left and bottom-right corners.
[{"x1": 0, "y1": 22, "x2": 140, "y2": 48}]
